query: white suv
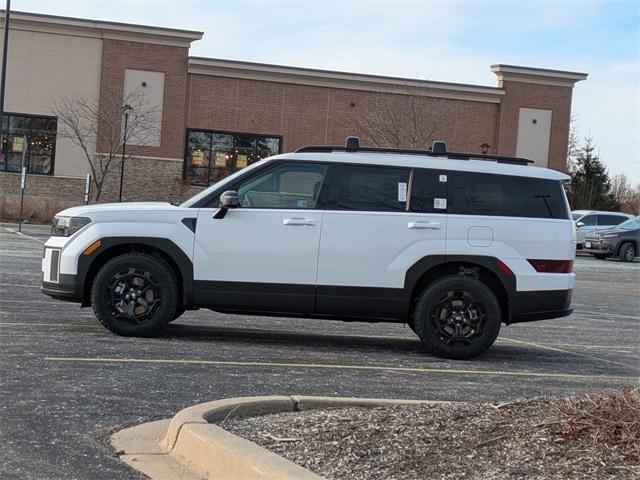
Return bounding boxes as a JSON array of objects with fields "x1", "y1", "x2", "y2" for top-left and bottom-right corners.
[{"x1": 42, "y1": 138, "x2": 576, "y2": 359}]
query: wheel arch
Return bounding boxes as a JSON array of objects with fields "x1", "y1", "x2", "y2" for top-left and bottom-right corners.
[
  {"x1": 405, "y1": 255, "x2": 515, "y2": 325},
  {"x1": 78, "y1": 237, "x2": 193, "y2": 308},
  {"x1": 616, "y1": 239, "x2": 638, "y2": 256}
]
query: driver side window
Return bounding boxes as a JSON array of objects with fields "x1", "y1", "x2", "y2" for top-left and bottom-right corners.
[
  {"x1": 236, "y1": 162, "x2": 328, "y2": 209},
  {"x1": 580, "y1": 215, "x2": 597, "y2": 226}
]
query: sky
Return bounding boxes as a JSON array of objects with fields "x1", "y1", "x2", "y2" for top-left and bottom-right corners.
[{"x1": 12, "y1": 0, "x2": 640, "y2": 183}]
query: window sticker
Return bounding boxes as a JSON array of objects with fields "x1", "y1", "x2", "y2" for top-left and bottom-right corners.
[
  {"x1": 398, "y1": 182, "x2": 407, "y2": 202},
  {"x1": 439, "y1": 174, "x2": 447, "y2": 182},
  {"x1": 434, "y1": 198, "x2": 447, "y2": 209}
]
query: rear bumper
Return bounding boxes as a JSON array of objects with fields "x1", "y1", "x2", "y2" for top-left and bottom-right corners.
[{"x1": 510, "y1": 289, "x2": 573, "y2": 324}]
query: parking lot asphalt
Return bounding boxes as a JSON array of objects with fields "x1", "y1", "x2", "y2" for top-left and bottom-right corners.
[{"x1": 1, "y1": 224, "x2": 639, "y2": 480}]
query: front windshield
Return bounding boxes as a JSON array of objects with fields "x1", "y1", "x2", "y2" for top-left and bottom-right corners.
[
  {"x1": 617, "y1": 217, "x2": 640, "y2": 230},
  {"x1": 572, "y1": 213, "x2": 583, "y2": 221}
]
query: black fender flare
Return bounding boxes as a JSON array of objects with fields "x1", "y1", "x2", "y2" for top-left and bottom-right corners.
[{"x1": 77, "y1": 237, "x2": 194, "y2": 307}]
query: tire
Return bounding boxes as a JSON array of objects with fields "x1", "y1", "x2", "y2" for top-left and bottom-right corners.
[
  {"x1": 91, "y1": 252, "x2": 178, "y2": 336},
  {"x1": 619, "y1": 242, "x2": 636, "y2": 262},
  {"x1": 413, "y1": 275, "x2": 501, "y2": 360},
  {"x1": 593, "y1": 254, "x2": 607, "y2": 260},
  {"x1": 167, "y1": 306, "x2": 185, "y2": 323}
]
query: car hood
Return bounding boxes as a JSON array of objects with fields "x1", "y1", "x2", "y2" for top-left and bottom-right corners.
[
  {"x1": 55, "y1": 202, "x2": 177, "y2": 218},
  {"x1": 596, "y1": 226, "x2": 637, "y2": 236}
]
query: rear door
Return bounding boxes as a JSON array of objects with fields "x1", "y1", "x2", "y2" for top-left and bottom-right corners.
[
  {"x1": 597, "y1": 214, "x2": 627, "y2": 230},
  {"x1": 316, "y1": 165, "x2": 447, "y2": 319}
]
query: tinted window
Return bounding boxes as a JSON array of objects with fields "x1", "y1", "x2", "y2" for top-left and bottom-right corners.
[
  {"x1": 579, "y1": 215, "x2": 597, "y2": 226},
  {"x1": 410, "y1": 169, "x2": 448, "y2": 213},
  {"x1": 329, "y1": 165, "x2": 410, "y2": 212},
  {"x1": 237, "y1": 162, "x2": 328, "y2": 209},
  {"x1": 448, "y1": 172, "x2": 569, "y2": 219},
  {"x1": 598, "y1": 215, "x2": 626, "y2": 226}
]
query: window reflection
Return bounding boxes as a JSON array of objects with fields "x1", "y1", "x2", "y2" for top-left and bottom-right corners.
[
  {"x1": 184, "y1": 130, "x2": 281, "y2": 186},
  {"x1": 0, "y1": 113, "x2": 57, "y2": 175}
]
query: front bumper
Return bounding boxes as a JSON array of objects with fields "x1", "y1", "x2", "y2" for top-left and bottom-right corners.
[
  {"x1": 41, "y1": 273, "x2": 81, "y2": 301},
  {"x1": 582, "y1": 238, "x2": 616, "y2": 255},
  {"x1": 510, "y1": 289, "x2": 573, "y2": 324}
]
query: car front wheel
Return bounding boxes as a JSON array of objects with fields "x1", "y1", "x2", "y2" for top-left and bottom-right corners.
[
  {"x1": 413, "y1": 275, "x2": 501, "y2": 360},
  {"x1": 619, "y1": 242, "x2": 636, "y2": 262},
  {"x1": 91, "y1": 252, "x2": 178, "y2": 336}
]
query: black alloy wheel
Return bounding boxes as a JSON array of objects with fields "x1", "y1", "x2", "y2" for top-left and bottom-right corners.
[
  {"x1": 106, "y1": 268, "x2": 162, "y2": 324},
  {"x1": 92, "y1": 253, "x2": 178, "y2": 336},
  {"x1": 413, "y1": 275, "x2": 501, "y2": 359}
]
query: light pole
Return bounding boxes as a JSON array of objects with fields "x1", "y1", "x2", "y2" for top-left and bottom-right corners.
[{"x1": 118, "y1": 104, "x2": 133, "y2": 202}]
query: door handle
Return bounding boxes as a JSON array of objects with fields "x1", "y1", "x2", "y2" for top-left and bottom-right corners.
[
  {"x1": 408, "y1": 221, "x2": 441, "y2": 229},
  {"x1": 283, "y1": 217, "x2": 316, "y2": 226}
]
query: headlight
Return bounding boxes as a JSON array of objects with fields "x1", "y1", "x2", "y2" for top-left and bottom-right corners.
[
  {"x1": 602, "y1": 233, "x2": 619, "y2": 239},
  {"x1": 51, "y1": 216, "x2": 91, "y2": 237}
]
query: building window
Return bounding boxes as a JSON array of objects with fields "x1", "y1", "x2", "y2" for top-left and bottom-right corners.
[
  {"x1": 184, "y1": 129, "x2": 281, "y2": 186},
  {"x1": 0, "y1": 113, "x2": 57, "y2": 175}
]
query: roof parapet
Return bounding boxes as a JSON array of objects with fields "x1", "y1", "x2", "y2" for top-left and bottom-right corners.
[
  {"x1": 0, "y1": 10, "x2": 203, "y2": 48},
  {"x1": 491, "y1": 64, "x2": 588, "y2": 88}
]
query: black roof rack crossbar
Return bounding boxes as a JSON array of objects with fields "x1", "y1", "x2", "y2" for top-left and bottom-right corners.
[{"x1": 295, "y1": 145, "x2": 533, "y2": 166}]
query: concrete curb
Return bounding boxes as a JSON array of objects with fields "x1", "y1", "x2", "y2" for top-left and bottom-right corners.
[{"x1": 112, "y1": 395, "x2": 446, "y2": 480}]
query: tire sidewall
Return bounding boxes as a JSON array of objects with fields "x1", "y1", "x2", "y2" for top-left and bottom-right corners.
[
  {"x1": 414, "y1": 275, "x2": 501, "y2": 360},
  {"x1": 620, "y1": 243, "x2": 636, "y2": 262},
  {"x1": 92, "y1": 253, "x2": 177, "y2": 336}
]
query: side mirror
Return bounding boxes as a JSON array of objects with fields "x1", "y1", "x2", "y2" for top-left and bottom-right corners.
[
  {"x1": 213, "y1": 190, "x2": 239, "y2": 219},
  {"x1": 576, "y1": 221, "x2": 584, "y2": 228}
]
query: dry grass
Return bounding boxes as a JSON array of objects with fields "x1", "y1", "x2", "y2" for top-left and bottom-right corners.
[
  {"x1": 551, "y1": 385, "x2": 639, "y2": 465},
  {"x1": 0, "y1": 195, "x2": 76, "y2": 224}
]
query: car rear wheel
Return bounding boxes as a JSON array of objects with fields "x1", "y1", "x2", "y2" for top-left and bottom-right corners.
[
  {"x1": 91, "y1": 253, "x2": 178, "y2": 336},
  {"x1": 413, "y1": 275, "x2": 501, "y2": 360},
  {"x1": 619, "y1": 242, "x2": 636, "y2": 262}
]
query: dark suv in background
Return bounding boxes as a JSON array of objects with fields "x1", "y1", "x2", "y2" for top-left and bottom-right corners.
[{"x1": 584, "y1": 216, "x2": 639, "y2": 262}]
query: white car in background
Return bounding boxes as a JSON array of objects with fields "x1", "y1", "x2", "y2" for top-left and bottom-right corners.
[{"x1": 572, "y1": 210, "x2": 633, "y2": 248}]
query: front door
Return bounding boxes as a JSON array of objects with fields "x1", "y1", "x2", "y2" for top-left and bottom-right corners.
[{"x1": 193, "y1": 161, "x2": 329, "y2": 314}]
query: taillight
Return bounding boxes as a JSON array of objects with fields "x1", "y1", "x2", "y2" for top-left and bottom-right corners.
[{"x1": 527, "y1": 259, "x2": 574, "y2": 273}]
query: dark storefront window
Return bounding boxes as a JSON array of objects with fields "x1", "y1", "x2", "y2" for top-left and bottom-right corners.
[
  {"x1": 0, "y1": 113, "x2": 57, "y2": 175},
  {"x1": 184, "y1": 129, "x2": 281, "y2": 186}
]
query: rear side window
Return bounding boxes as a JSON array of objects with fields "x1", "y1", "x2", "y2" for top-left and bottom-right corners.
[
  {"x1": 598, "y1": 215, "x2": 626, "y2": 226},
  {"x1": 409, "y1": 169, "x2": 448, "y2": 213},
  {"x1": 448, "y1": 172, "x2": 569, "y2": 219},
  {"x1": 328, "y1": 165, "x2": 410, "y2": 212}
]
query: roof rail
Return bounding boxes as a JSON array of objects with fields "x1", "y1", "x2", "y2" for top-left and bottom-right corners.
[{"x1": 295, "y1": 137, "x2": 534, "y2": 166}]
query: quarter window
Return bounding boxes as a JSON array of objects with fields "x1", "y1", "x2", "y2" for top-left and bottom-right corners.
[
  {"x1": 448, "y1": 172, "x2": 569, "y2": 219},
  {"x1": 328, "y1": 165, "x2": 410, "y2": 212},
  {"x1": 236, "y1": 162, "x2": 328, "y2": 209},
  {"x1": 184, "y1": 130, "x2": 281, "y2": 186},
  {"x1": 0, "y1": 113, "x2": 57, "y2": 175}
]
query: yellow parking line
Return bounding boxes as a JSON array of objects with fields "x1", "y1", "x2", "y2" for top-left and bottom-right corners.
[{"x1": 43, "y1": 356, "x2": 633, "y2": 381}]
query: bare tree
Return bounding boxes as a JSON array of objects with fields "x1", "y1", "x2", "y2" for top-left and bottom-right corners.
[
  {"x1": 345, "y1": 85, "x2": 439, "y2": 150},
  {"x1": 610, "y1": 174, "x2": 640, "y2": 215},
  {"x1": 52, "y1": 88, "x2": 161, "y2": 201}
]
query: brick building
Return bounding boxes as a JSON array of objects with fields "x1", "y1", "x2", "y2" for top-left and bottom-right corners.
[{"x1": 0, "y1": 10, "x2": 587, "y2": 215}]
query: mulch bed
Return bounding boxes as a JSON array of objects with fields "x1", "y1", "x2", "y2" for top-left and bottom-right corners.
[{"x1": 222, "y1": 387, "x2": 639, "y2": 480}]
